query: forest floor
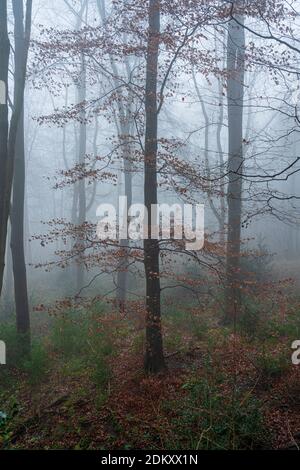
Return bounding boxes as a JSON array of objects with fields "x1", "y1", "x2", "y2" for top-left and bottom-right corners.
[{"x1": 1, "y1": 301, "x2": 300, "y2": 450}]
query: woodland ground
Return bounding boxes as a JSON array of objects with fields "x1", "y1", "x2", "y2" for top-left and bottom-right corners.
[{"x1": 1, "y1": 299, "x2": 300, "y2": 451}]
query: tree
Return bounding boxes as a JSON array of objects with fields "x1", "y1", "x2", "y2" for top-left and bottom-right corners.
[
  {"x1": 143, "y1": 0, "x2": 165, "y2": 373},
  {"x1": 75, "y1": 51, "x2": 87, "y2": 292},
  {"x1": 96, "y1": 0, "x2": 134, "y2": 312},
  {"x1": 74, "y1": 0, "x2": 88, "y2": 293},
  {"x1": 0, "y1": 0, "x2": 32, "y2": 302},
  {"x1": 0, "y1": 0, "x2": 10, "y2": 297},
  {"x1": 29, "y1": 0, "x2": 230, "y2": 373},
  {"x1": 192, "y1": 67, "x2": 226, "y2": 247},
  {"x1": 10, "y1": 0, "x2": 31, "y2": 354},
  {"x1": 225, "y1": 2, "x2": 245, "y2": 322}
]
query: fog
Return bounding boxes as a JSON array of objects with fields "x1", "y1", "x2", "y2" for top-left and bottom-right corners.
[
  {"x1": 1, "y1": 0, "x2": 300, "y2": 452},
  {"x1": 10, "y1": 1, "x2": 297, "y2": 302}
]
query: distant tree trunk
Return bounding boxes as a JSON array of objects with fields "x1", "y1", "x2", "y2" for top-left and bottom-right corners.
[
  {"x1": 116, "y1": 127, "x2": 133, "y2": 312},
  {"x1": 193, "y1": 71, "x2": 226, "y2": 245},
  {"x1": 215, "y1": 38, "x2": 227, "y2": 247},
  {"x1": 225, "y1": 7, "x2": 245, "y2": 322},
  {"x1": 96, "y1": 0, "x2": 134, "y2": 311},
  {"x1": 63, "y1": 0, "x2": 88, "y2": 294},
  {"x1": 10, "y1": 0, "x2": 31, "y2": 354},
  {"x1": 216, "y1": 78, "x2": 226, "y2": 248},
  {"x1": 71, "y1": 134, "x2": 79, "y2": 226},
  {"x1": 76, "y1": 54, "x2": 87, "y2": 292},
  {"x1": 72, "y1": 1, "x2": 88, "y2": 294},
  {"x1": 144, "y1": 0, "x2": 165, "y2": 373},
  {"x1": 0, "y1": 0, "x2": 10, "y2": 297}
]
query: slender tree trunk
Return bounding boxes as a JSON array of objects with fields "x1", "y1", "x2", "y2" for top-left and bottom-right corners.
[
  {"x1": 76, "y1": 54, "x2": 87, "y2": 293},
  {"x1": 216, "y1": 79, "x2": 226, "y2": 247},
  {"x1": 11, "y1": 110, "x2": 30, "y2": 344},
  {"x1": 0, "y1": 0, "x2": 32, "y2": 301},
  {"x1": 193, "y1": 71, "x2": 225, "y2": 243},
  {"x1": 116, "y1": 119, "x2": 133, "y2": 312},
  {"x1": 64, "y1": 0, "x2": 88, "y2": 294},
  {"x1": 75, "y1": 2, "x2": 87, "y2": 293},
  {"x1": 0, "y1": 0, "x2": 10, "y2": 297},
  {"x1": 225, "y1": 7, "x2": 245, "y2": 322},
  {"x1": 10, "y1": 0, "x2": 31, "y2": 354},
  {"x1": 144, "y1": 0, "x2": 165, "y2": 373},
  {"x1": 96, "y1": 0, "x2": 134, "y2": 311}
]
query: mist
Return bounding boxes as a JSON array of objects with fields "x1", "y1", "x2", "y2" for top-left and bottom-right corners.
[{"x1": 0, "y1": 0, "x2": 300, "y2": 453}]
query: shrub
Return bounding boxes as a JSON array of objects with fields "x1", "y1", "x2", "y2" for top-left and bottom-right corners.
[
  {"x1": 169, "y1": 370, "x2": 269, "y2": 450},
  {"x1": 87, "y1": 327, "x2": 113, "y2": 390},
  {"x1": 51, "y1": 310, "x2": 89, "y2": 357},
  {"x1": 238, "y1": 297, "x2": 262, "y2": 340},
  {"x1": 255, "y1": 351, "x2": 289, "y2": 381},
  {"x1": 51, "y1": 309, "x2": 114, "y2": 393},
  {"x1": 22, "y1": 341, "x2": 49, "y2": 386},
  {"x1": 191, "y1": 315, "x2": 209, "y2": 341}
]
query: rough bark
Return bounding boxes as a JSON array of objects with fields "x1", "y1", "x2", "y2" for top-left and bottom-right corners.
[{"x1": 144, "y1": 0, "x2": 165, "y2": 373}]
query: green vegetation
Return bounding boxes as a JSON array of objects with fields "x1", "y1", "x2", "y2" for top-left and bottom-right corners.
[
  {"x1": 170, "y1": 375, "x2": 268, "y2": 450},
  {"x1": 0, "y1": 300, "x2": 299, "y2": 450}
]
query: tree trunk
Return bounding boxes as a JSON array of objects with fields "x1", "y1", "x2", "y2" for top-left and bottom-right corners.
[
  {"x1": 193, "y1": 71, "x2": 225, "y2": 244},
  {"x1": 11, "y1": 110, "x2": 30, "y2": 347},
  {"x1": 225, "y1": 7, "x2": 245, "y2": 322},
  {"x1": 10, "y1": 0, "x2": 31, "y2": 355},
  {"x1": 144, "y1": 0, "x2": 165, "y2": 373},
  {"x1": 116, "y1": 143, "x2": 132, "y2": 312},
  {"x1": 216, "y1": 78, "x2": 226, "y2": 248},
  {"x1": 2, "y1": 223, "x2": 14, "y2": 318},
  {"x1": 0, "y1": 0, "x2": 10, "y2": 297},
  {"x1": 0, "y1": 0, "x2": 32, "y2": 302},
  {"x1": 76, "y1": 56, "x2": 87, "y2": 293},
  {"x1": 96, "y1": 0, "x2": 134, "y2": 312},
  {"x1": 114, "y1": 107, "x2": 134, "y2": 312}
]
